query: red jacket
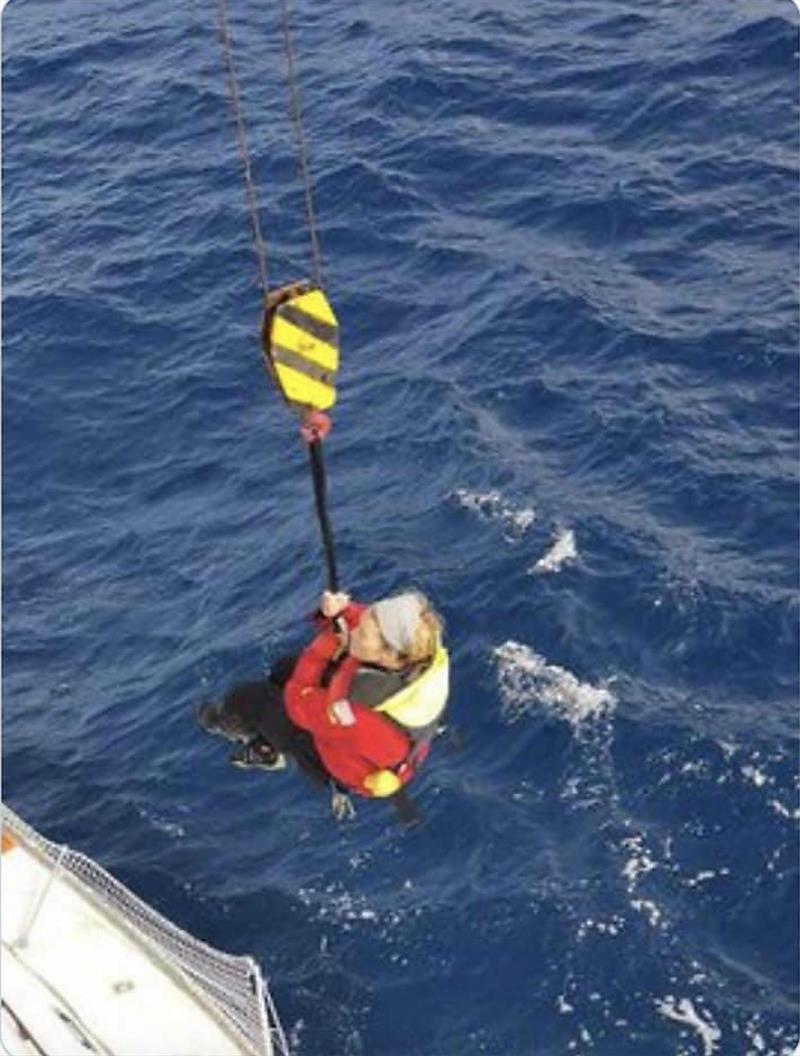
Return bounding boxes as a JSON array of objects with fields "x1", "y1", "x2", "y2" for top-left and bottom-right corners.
[{"x1": 284, "y1": 603, "x2": 412, "y2": 796}]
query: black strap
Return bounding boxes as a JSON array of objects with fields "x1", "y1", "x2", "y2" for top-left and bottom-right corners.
[
  {"x1": 308, "y1": 438, "x2": 338, "y2": 591},
  {"x1": 390, "y1": 788, "x2": 422, "y2": 827}
]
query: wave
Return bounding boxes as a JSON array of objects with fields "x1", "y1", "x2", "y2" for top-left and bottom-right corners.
[
  {"x1": 494, "y1": 640, "x2": 615, "y2": 731},
  {"x1": 655, "y1": 997, "x2": 721, "y2": 1056},
  {"x1": 530, "y1": 527, "x2": 578, "y2": 574}
]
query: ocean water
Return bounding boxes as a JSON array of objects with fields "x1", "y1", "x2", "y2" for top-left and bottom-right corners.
[{"x1": 3, "y1": 0, "x2": 798, "y2": 1053}]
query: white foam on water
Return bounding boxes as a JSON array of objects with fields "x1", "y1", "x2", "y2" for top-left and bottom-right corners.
[
  {"x1": 656, "y1": 996, "x2": 721, "y2": 1056},
  {"x1": 494, "y1": 640, "x2": 615, "y2": 731},
  {"x1": 769, "y1": 799, "x2": 800, "y2": 820},
  {"x1": 619, "y1": 834, "x2": 669, "y2": 929},
  {"x1": 530, "y1": 527, "x2": 578, "y2": 575},
  {"x1": 620, "y1": 835, "x2": 658, "y2": 889},
  {"x1": 289, "y1": 1019, "x2": 306, "y2": 1053},
  {"x1": 451, "y1": 488, "x2": 535, "y2": 540},
  {"x1": 716, "y1": 740, "x2": 739, "y2": 760},
  {"x1": 685, "y1": 869, "x2": 730, "y2": 888},
  {"x1": 297, "y1": 882, "x2": 410, "y2": 936},
  {"x1": 688, "y1": 963, "x2": 708, "y2": 986},
  {"x1": 137, "y1": 806, "x2": 185, "y2": 839},
  {"x1": 741, "y1": 764, "x2": 770, "y2": 787},
  {"x1": 630, "y1": 898, "x2": 663, "y2": 928},
  {"x1": 576, "y1": 915, "x2": 625, "y2": 939}
]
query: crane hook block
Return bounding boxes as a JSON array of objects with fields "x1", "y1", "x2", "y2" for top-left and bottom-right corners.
[{"x1": 262, "y1": 281, "x2": 339, "y2": 412}]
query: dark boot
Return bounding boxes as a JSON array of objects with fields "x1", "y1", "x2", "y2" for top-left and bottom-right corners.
[
  {"x1": 229, "y1": 738, "x2": 287, "y2": 771},
  {"x1": 197, "y1": 701, "x2": 251, "y2": 743}
]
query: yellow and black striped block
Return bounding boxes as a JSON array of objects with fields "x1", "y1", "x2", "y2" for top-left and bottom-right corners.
[{"x1": 268, "y1": 288, "x2": 339, "y2": 411}]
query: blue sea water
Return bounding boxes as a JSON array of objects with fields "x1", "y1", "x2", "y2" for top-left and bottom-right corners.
[{"x1": 3, "y1": 0, "x2": 798, "y2": 1053}]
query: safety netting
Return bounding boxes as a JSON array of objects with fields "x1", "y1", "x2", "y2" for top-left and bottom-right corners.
[{"x1": 2, "y1": 804, "x2": 289, "y2": 1056}]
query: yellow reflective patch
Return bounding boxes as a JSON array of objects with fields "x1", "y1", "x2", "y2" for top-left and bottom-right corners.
[
  {"x1": 271, "y1": 314, "x2": 338, "y2": 372},
  {"x1": 274, "y1": 363, "x2": 336, "y2": 410}
]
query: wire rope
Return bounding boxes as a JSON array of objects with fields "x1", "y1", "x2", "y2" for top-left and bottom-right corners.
[
  {"x1": 215, "y1": 0, "x2": 324, "y2": 293},
  {"x1": 276, "y1": 0, "x2": 324, "y2": 288},
  {"x1": 215, "y1": 0, "x2": 270, "y2": 295}
]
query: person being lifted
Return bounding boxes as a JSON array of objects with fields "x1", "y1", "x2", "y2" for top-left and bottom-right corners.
[{"x1": 199, "y1": 575, "x2": 449, "y2": 819}]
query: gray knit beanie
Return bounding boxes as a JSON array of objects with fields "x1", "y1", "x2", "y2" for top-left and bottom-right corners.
[{"x1": 372, "y1": 593, "x2": 424, "y2": 654}]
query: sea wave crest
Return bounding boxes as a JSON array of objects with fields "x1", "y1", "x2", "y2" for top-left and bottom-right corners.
[
  {"x1": 494, "y1": 640, "x2": 615, "y2": 730},
  {"x1": 530, "y1": 527, "x2": 578, "y2": 575}
]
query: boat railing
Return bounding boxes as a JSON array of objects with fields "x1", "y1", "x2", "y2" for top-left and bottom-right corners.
[{"x1": 2, "y1": 804, "x2": 289, "y2": 1056}]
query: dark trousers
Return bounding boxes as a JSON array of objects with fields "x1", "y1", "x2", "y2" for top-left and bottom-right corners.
[{"x1": 212, "y1": 657, "x2": 330, "y2": 787}]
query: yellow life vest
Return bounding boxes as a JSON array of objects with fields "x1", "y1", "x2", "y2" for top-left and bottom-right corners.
[
  {"x1": 375, "y1": 646, "x2": 450, "y2": 733},
  {"x1": 361, "y1": 647, "x2": 450, "y2": 798}
]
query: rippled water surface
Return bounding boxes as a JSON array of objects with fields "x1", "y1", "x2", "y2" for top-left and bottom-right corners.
[{"x1": 3, "y1": 1, "x2": 798, "y2": 1053}]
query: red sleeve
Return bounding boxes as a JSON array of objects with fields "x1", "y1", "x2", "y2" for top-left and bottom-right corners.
[
  {"x1": 338, "y1": 602, "x2": 367, "y2": 630},
  {"x1": 284, "y1": 602, "x2": 414, "y2": 786},
  {"x1": 284, "y1": 630, "x2": 338, "y2": 730},
  {"x1": 284, "y1": 602, "x2": 366, "y2": 732}
]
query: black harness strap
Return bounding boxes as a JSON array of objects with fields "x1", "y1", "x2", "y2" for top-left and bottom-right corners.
[
  {"x1": 308, "y1": 439, "x2": 339, "y2": 592},
  {"x1": 391, "y1": 788, "x2": 422, "y2": 827}
]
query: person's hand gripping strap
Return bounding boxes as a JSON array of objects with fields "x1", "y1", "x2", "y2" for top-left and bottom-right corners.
[{"x1": 320, "y1": 589, "x2": 350, "y2": 651}]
